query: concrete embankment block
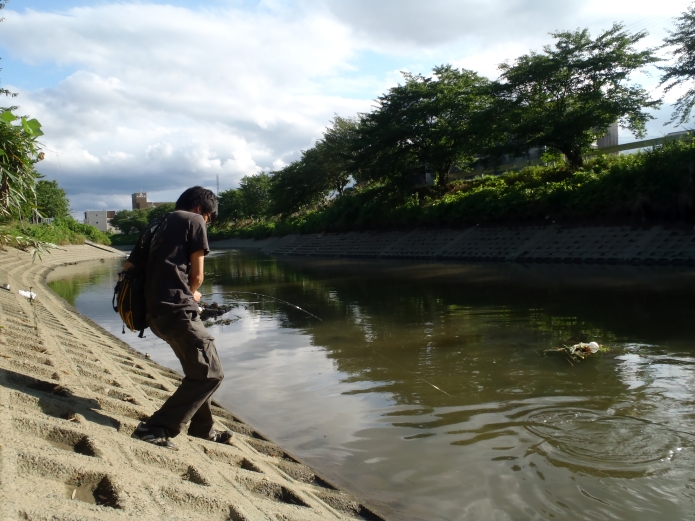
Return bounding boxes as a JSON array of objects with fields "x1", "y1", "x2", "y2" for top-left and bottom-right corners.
[{"x1": 212, "y1": 225, "x2": 695, "y2": 266}]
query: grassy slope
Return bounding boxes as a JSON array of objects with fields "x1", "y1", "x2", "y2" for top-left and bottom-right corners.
[{"x1": 1, "y1": 218, "x2": 111, "y2": 246}]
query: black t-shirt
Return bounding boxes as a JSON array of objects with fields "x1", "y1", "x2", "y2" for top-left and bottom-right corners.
[{"x1": 128, "y1": 210, "x2": 209, "y2": 316}]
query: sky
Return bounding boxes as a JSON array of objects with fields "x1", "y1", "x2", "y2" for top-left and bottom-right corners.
[{"x1": 0, "y1": 0, "x2": 691, "y2": 212}]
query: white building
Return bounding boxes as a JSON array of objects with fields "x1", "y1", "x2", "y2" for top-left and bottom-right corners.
[{"x1": 84, "y1": 210, "x2": 116, "y2": 233}]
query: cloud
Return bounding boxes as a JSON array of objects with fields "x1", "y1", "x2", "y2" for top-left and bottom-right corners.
[{"x1": 0, "y1": 3, "x2": 371, "y2": 209}]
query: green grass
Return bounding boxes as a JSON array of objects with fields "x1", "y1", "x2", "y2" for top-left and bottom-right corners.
[
  {"x1": 1, "y1": 218, "x2": 111, "y2": 246},
  {"x1": 211, "y1": 138, "x2": 695, "y2": 239}
]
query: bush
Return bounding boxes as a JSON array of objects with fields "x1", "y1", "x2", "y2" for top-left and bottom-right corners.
[{"x1": 1, "y1": 218, "x2": 111, "y2": 246}]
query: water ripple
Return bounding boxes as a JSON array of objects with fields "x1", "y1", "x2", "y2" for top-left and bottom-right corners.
[{"x1": 525, "y1": 407, "x2": 693, "y2": 477}]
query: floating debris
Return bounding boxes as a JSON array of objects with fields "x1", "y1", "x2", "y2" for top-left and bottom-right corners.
[
  {"x1": 204, "y1": 315, "x2": 242, "y2": 328},
  {"x1": 543, "y1": 342, "x2": 604, "y2": 364},
  {"x1": 199, "y1": 301, "x2": 237, "y2": 321}
]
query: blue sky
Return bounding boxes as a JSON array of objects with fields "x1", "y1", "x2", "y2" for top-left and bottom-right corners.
[{"x1": 0, "y1": 0, "x2": 690, "y2": 211}]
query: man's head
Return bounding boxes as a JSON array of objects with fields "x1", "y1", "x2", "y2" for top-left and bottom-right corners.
[{"x1": 175, "y1": 186, "x2": 218, "y2": 223}]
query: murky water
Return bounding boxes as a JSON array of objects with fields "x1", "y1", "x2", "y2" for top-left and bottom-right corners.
[{"x1": 47, "y1": 250, "x2": 695, "y2": 520}]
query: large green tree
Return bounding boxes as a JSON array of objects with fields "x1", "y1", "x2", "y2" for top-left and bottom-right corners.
[
  {"x1": 147, "y1": 202, "x2": 175, "y2": 224},
  {"x1": 35, "y1": 179, "x2": 69, "y2": 219},
  {"x1": 110, "y1": 208, "x2": 150, "y2": 234},
  {"x1": 217, "y1": 188, "x2": 244, "y2": 223},
  {"x1": 269, "y1": 116, "x2": 360, "y2": 216},
  {"x1": 269, "y1": 161, "x2": 326, "y2": 216},
  {"x1": 318, "y1": 115, "x2": 360, "y2": 196},
  {"x1": 660, "y1": 4, "x2": 695, "y2": 124},
  {"x1": 356, "y1": 65, "x2": 491, "y2": 187},
  {"x1": 238, "y1": 172, "x2": 271, "y2": 219},
  {"x1": 488, "y1": 24, "x2": 661, "y2": 169}
]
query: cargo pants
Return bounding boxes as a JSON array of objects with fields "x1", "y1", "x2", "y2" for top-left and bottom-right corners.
[{"x1": 146, "y1": 309, "x2": 224, "y2": 438}]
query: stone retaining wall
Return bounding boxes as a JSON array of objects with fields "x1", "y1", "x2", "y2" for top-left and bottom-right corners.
[{"x1": 212, "y1": 225, "x2": 695, "y2": 266}]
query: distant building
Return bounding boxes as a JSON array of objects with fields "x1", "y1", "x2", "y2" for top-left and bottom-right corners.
[
  {"x1": 132, "y1": 192, "x2": 171, "y2": 210},
  {"x1": 596, "y1": 122, "x2": 619, "y2": 148},
  {"x1": 84, "y1": 210, "x2": 116, "y2": 233}
]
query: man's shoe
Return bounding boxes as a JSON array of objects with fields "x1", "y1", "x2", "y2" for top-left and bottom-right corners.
[
  {"x1": 133, "y1": 421, "x2": 177, "y2": 450},
  {"x1": 206, "y1": 430, "x2": 233, "y2": 444}
]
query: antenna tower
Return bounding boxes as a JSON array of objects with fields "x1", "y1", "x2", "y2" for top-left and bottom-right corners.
[{"x1": 216, "y1": 174, "x2": 220, "y2": 195}]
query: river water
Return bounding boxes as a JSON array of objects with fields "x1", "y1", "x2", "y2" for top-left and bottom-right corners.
[{"x1": 47, "y1": 250, "x2": 695, "y2": 521}]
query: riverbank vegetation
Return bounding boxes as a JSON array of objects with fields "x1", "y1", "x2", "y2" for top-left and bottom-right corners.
[
  {"x1": 210, "y1": 139, "x2": 695, "y2": 239},
  {"x1": 211, "y1": 13, "x2": 695, "y2": 240}
]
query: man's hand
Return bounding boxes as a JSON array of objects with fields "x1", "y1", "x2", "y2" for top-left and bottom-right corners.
[
  {"x1": 123, "y1": 261, "x2": 135, "y2": 271},
  {"x1": 193, "y1": 291, "x2": 202, "y2": 302}
]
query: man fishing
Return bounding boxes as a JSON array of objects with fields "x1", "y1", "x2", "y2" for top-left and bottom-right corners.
[{"x1": 124, "y1": 186, "x2": 232, "y2": 449}]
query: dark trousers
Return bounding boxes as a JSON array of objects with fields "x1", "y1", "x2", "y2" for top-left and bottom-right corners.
[{"x1": 146, "y1": 309, "x2": 224, "y2": 438}]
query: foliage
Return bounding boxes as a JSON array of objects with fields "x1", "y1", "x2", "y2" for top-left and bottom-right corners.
[
  {"x1": 238, "y1": 172, "x2": 271, "y2": 218},
  {"x1": 488, "y1": 24, "x2": 661, "y2": 169},
  {"x1": 147, "y1": 202, "x2": 175, "y2": 224},
  {"x1": 1, "y1": 217, "x2": 110, "y2": 247},
  {"x1": 214, "y1": 21, "x2": 695, "y2": 236},
  {"x1": 35, "y1": 179, "x2": 69, "y2": 219},
  {"x1": 110, "y1": 208, "x2": 150, "y2": 234},
  {"x1": 217, "y1": 188, "x2": 244, "y2": 224},
  {"x1": 219, "y1": 137, "x2": 695, "y2": 237},
  {"x1": 356, "y1": 66, "x2": 491, "y2": 187},
  {"x1": 660, "y1": 3, "x2": 695, "y2": 124},
  {"x1": 0, "y1": 110, "x2": 44, "y2": 220}
]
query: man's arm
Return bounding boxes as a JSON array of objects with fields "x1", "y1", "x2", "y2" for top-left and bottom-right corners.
[{"x1": 189, "y1": 249, "x2": 206, "y2": 302}]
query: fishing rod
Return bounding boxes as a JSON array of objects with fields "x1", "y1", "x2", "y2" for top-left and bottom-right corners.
[
  {"x1": 201, "y1": 290, "x2": 324, "y2": 323},
  {"x1": 200, "y1": 289, "x2": 452, "y2": 397}
]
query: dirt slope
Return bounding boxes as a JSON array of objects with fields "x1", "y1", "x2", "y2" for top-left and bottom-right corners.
[{"x1": 0, "y1": 244, "x2": 384, "y2": 521}]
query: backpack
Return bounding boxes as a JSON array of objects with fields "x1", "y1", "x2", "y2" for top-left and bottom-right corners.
[{"x1": 112, "y1": 216, "x2": 166, "y2": 337}]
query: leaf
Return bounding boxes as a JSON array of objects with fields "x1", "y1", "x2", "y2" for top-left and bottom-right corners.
[
  {"x1": 21, "y1": 117, "x2": 43, "y2": 137},
  {"x1": 24, "y1": 118, "x2": 43, "y2": 137},
  {"x1": 0, "y1": 111, "x2": 17, "y2": 124}
]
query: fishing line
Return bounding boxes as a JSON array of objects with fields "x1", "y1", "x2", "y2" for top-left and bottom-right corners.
[{"x1": 201, "y1": 289, "x2": 452, "y2": 397}]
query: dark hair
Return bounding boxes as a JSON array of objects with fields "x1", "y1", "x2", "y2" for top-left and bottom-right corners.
[{"x1": 175, "y1": 186, "x2": 218, "y2": 223}]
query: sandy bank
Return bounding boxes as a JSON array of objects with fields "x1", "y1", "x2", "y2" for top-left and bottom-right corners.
[
  {"x1": 212, "y1": 225, "x2": 695, "y2": 266},
  {"x1": 0, "y1": 244, "x2": 384, "y2": 521}
]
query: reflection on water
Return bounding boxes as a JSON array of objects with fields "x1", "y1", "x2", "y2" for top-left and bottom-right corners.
[{"x1": 48, "y1": 251, "x2": 695, "y2": 521}]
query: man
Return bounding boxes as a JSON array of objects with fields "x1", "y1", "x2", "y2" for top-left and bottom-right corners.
[{"x1": 125, "y1": 186, "x2": 231, "y2": 449}]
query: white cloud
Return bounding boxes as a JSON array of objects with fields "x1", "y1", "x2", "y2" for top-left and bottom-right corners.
[{"x1": 0, "y1": 3, "x2": 371, "y2": 209}]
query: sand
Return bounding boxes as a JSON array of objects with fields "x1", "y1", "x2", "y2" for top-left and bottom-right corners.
[{"x1": 0, "y1": 243, "x2": 384, "y2": 521}]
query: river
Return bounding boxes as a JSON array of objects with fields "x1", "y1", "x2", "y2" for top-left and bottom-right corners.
[{"x1": 46, "y1": 249, "x2": 695, "y2": 521}]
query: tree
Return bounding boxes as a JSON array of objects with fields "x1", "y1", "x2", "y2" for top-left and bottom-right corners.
[
  {"x1": 35, "y1": 180, "x2": 69, "y2": 219},
  {"x1": 268, "y1": 116, "x2": 361, "y2": 216},
  {"x1": 238, "y1": 173, "x2": 271, "y2": 218},
  {"x1": 110, "y1": 208, "x2": 150, "y2": 234},
  {"x1": 660, "y1": 4, "x2": 695, "y2": 124},
  {"x1": 147, "y1": 202, "x2": 175, "y2": 224},
  {"x1": 356, "y1": 65, "x2": 491, "y2": 187},
  {"x1": 488, "y1": 24, "x2": 661, "y2": 169},
  {"x1": 217, "y1": 188, "x2": 244, "y2": 224},
  {"x1": 319, "y1": 115, "x2": 360, "y2": 196},
  {"x1": 269, "y1": 160, "x2": 326, "y2": 216}
]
